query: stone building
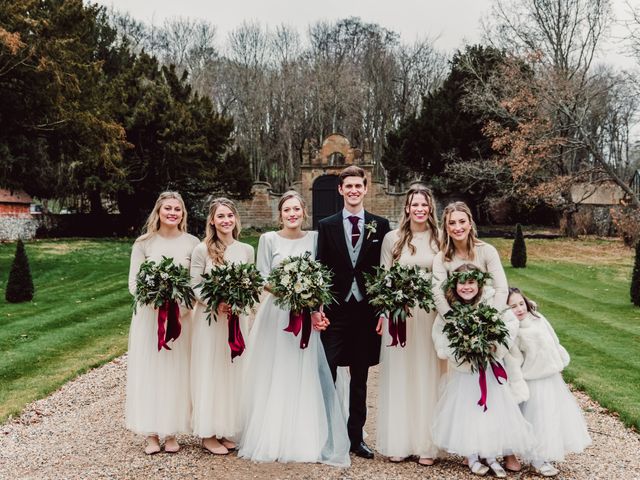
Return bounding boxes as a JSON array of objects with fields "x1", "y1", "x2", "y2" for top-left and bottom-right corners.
[
  {"x1": 0, "y1": 189, "x2": 38, "y2": 241},
  {"x1": 235, "y1": 134, "x2": 407, "y2": 229}
]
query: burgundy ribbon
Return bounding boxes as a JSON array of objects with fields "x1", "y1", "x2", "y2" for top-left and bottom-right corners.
[
  {"x1": 477, "y1": 361, "x2": 508, "y2": 411},
  {"x1": 227, "y1": 312, "x2": 246, "y2": 361},
  {"x1": 283, "y1": 309, "x2": 312, "y2": 349},
  {"x1": 387, "y1": 317, "x2": 407, "y2": 347},
  {"x1": 157, "y1": 300, "x2": 181, "y2": 351}
]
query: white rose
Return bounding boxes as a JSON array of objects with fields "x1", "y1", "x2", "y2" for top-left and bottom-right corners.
[
  {"x1": 294, "y1": 282, "x2": 304, "y2": 293},
  {"x1": 160, "y1": 272, "x2": 169, "y2": 280}
]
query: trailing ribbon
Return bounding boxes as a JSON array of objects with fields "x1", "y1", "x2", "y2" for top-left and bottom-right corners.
[
  {"x1": 157, "y1": 300, "x2": 181, "y2": 351},
  {"x1": 387, "y1": 317, "x2": 407, "y2": 347},
  {"x1": 283, "y1": 309, "x2": 312, "y2": 349},
  {"x1": 227, "y1": 312, "x2": 246, "y2": 361},
  {"x1": 477, "y1": 361, "x2": 508, "y2": 411}
]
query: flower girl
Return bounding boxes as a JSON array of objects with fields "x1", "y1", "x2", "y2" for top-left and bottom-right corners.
[
  {"x1": 432, "y1": 265, "x2": 535, "y2": 477},
  {"x1": 506, "y1": 287, "x2": 591, "y2": 477}
]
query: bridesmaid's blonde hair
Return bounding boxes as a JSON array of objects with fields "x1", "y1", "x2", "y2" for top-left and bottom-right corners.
[
  {"x1": 277, "y1": 190, "x2": 308, "y2": 227},
  {"x1": 205, "y1": 197, "x2": 241, "y2": 265},
  {"x1": 440, "y1": 201, "x2": 482, "y2": 262},
  {"x1": 392, "y1": 184, "x2": 439, "y2": 261},
  {"x1": 138, "y1": 191, "x2": 188, "y2": 241}
]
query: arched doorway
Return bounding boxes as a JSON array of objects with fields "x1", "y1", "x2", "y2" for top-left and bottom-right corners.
[{"x1": 312, "y1": 175, "x2": 342, "y2": 229}]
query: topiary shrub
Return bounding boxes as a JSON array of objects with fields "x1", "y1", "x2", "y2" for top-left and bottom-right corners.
[
  {"x1": 631, "y1": 241, "x2": 640, "y2": 307},
  {"x1": 5, "y1": 239, "x2": 35, "y2": 303},
  {"x1": 510, "y1": 223, "x2": 527, "y2": 268}
]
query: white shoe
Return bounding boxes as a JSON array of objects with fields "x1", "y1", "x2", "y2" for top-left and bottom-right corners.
[
  {"x1": 488, "y1": 461, "x2": 507, "y2": 478},
  {"x1": 534, "y1": 462, "x2": 559, "y2": 477},
  {"x1": 470, "y1": 461, "x2": 489, "y2": 476}
]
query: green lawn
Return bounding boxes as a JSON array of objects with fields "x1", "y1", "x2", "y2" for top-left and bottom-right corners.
[
  {"x1": 489, "y1": 237, "x2": 640, "y2": 431},
  {"x1": 0, "y1": 239, "x2": 133, "y2": 421},
  {"x1": 1, "y1": 235, "x2": 638, "y2": 432},
  {"x1": 0, "y1": 235, "x2": 260, "y2": 422}
]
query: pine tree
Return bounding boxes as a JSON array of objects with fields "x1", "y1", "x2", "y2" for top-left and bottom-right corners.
[
  {"x1": 510, "y1": 223, "x2": 527, "y2": 268},
  {"x1": 631, "y1": 241, "x2": 640, "y2": 307},
  {"x1": 5, "y1": 239, "x2": 34, "y2": 303}
]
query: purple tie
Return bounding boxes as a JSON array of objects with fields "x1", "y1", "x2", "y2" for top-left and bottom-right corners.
[{"x1": 348, "y1": 215, "x2": 360, "y2": 247}]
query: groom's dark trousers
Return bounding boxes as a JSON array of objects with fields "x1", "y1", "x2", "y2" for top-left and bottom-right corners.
[{"x1": 317, "y1": 211, "x2": 390, "y2": 445}]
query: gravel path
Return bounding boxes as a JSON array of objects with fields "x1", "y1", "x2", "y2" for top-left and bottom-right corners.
[{"x1": 1, "y1": 355, "x2": 638, "y2": 480}]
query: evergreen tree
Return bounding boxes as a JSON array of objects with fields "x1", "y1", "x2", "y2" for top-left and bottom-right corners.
[
  {"x1": 5, "y1": 239, "x2": 34, "y2": 303},
  {"x1": 631, "y1": 241, "x2": 640, "y2": 307},
  {"x1": 511, "y1": 223, "x2": 527, "y2": 268}
]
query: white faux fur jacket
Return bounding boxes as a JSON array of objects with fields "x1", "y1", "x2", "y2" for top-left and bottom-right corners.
[
  {"x1": 510, "y1": 312, "x2": 570, "y2": 379},
  {"x1": 432, "y1": 287, "x2": 519, "y2": 374},
  {"x1": 503, "y1": 311, "x2": 571, "y2": 403}
]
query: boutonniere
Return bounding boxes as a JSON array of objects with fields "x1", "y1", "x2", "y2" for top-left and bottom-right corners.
[{"x1": 365, "y1": 220, "x2": 378, "y2": 239}]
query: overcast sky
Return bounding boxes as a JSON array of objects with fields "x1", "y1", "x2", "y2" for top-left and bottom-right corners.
[{"x1": 94, "y1": 0, "x2": 637, "y2": 67}]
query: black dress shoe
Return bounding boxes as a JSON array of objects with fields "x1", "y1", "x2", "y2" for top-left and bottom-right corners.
[{"x1": 350, "y1": 441, "x2": 374, "y2": 459}]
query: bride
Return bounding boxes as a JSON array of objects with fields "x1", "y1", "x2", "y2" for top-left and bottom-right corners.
[{"x1": 238, "y1": 190, "x2": 350, "y2": 467}]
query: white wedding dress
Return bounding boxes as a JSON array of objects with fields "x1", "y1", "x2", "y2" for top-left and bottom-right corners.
[{"x1": 238, "y1": 231, "x2": 350, "y2": 466}]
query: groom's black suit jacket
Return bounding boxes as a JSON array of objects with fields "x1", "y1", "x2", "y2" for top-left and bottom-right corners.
[{"x1": 317, "y1": 210, "x2": 390, "y2": 367}]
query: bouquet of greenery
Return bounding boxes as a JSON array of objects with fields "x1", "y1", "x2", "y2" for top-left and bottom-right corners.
[
  {"x1": 442, "y1": 302, "x2": 509, "y2": 371},
  {"x1": 197, "y1": 262, "x2": 264, "y2": 325},
  {"x1": 364, "y1": 263, "x2": 435, "y2": 347},
  {"x1": 134, "y1": 256, "x2": 195, "y2": 351},
  {"x1": 267, "y1": 251, "x2": 334, "y2": 349},
  {"x1": 442, "y1": 301, "x2": 510, "y2": 410},
  {"x1": 196, "y1": 262, "x2": 264, "y2": 360}
]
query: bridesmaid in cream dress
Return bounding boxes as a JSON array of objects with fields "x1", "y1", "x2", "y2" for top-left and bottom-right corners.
[
  {"x1": 190, "y1": 198, "x2": 254, "y2": 455},
  {"x1": 430, "y1": 201, "x2": 521, "y2": 474},
  {"x1": 375, "y1": 185, "x2": 445, "y2": 466},
  {"x1": 126, "y1": 191, "x2": 199, "y2": 455}
]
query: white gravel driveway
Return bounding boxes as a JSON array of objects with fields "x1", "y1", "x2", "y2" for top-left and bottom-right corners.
[{"x1": 1, "y1": 355, "x2": 638, "y2": 479}]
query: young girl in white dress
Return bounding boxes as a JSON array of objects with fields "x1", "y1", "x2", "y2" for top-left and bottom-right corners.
[
  {"x1": 126, "y1": 191, "x2": 199, "y2": 454},
  {"x1": 238, "y1": 191, "x2": 350, "y2": 466},
  {"x1": 190, "y1": 198, "x2": 255, "y2": 455},
  {"x1": 506, "y1": 287, "x2": 591, "y2": 477},
  {"x1": 375, "y1": 185, "x2": 446, "y2": 465},
  {"x1": 432, "y1": 264, "x2": 535, "y2": 477}
]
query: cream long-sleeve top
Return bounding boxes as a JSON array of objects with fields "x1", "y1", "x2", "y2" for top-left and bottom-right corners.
[
  {"x1": 128, "y1": 232, "x2": 200, "y2": 296},
  {"x1": 431, "y1": 286, "x2": 519, "y2": 374},
  {"x1": 432, "y1": 242, "x2": 509, "y2": 317},
  {"x1": 189, "y1": 240, "x2": 256, "y2": 303},
  {"x1": 379, "y1": 228, "x2": 439, "y2": 270}
]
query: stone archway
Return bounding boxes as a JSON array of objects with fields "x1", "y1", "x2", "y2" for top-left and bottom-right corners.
[{"x1": 312, "y1": 174, "x2": 342, "y2": 229}]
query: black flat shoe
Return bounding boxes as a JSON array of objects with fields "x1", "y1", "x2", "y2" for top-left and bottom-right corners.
[{"x1": 350, "y1": 441, "x2": 374, "y2": 459}]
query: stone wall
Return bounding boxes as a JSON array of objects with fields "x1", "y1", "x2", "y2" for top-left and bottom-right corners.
[
  {"x1": 0, "y1": 216, "x2": 39, "y2": 241},
  {"x1": 573, "y1": 204, "x2": 620, "y2": 237},
  {"x1": 234, "y1": 183, "x2": 281, "y2": 229},
  {"x1": 234, "y1": 180, "x2": 407, "y2": 229}
]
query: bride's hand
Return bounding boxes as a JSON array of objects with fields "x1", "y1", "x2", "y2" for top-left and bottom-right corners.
[
  {"x1": 375, "y1": 316, "x2": 384, "y2": 335},
  {"x1": 311, "y1": 308, "x2": 329, "y2": 331}
]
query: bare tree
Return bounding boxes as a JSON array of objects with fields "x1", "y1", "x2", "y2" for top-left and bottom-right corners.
[{"x1": 475, "y1": 0, "x2": 639, "y2": 236}]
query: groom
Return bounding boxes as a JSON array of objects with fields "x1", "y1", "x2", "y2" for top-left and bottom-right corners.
[{"x1": 316, "y1": 165, "x2": 390, "y2": 459}]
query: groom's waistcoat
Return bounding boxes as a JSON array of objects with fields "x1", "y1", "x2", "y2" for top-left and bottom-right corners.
[{"x1": 317, "y1": 211, "x2": 390, "y2": 304}]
